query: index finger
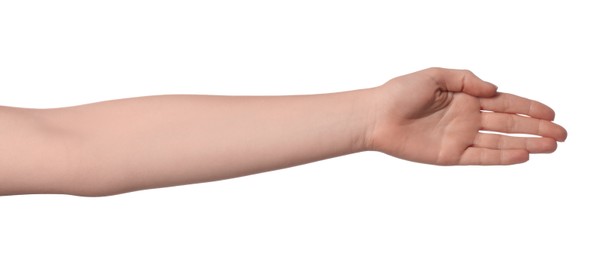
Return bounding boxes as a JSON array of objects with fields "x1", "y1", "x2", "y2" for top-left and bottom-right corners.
[
  {"x1": 423, "y1": 67, "x2": 498, "y2": 97},
  {"x1": 479, "y1": 93, "x2": 556, "y2": 121}
]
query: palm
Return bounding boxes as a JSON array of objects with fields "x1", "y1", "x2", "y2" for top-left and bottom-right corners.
[
  {"x1": 369, "y1": 68, "x2": 567, "y2": 165},
  {"x1": 376, "y1": 92, "x2": 482, "y2": 164}
]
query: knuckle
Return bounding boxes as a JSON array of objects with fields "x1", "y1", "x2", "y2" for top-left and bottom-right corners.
[
  {"x1": 423, "y1": 67, "x2": 443, "y2": 75},
  {"x1": 461, "y1": 69, "x2": 475, "y2": 76}
]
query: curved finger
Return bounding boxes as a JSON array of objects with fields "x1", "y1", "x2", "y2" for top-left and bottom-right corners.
[
  {"x1": 459, "y1": 147, "x2": 529, "y2": 165},
  {"x1": 473, "y1": 133, "x2": 558, "y2": 153},
  {"x1": 479, "y1": 93, "x2": 555, "y2": 120},
  {"x1": 423, "y1": 67, "x2": 498, "y2": 97},
  {"x1": 481, "y1": 112, "x2": 568, "y2": 141}
]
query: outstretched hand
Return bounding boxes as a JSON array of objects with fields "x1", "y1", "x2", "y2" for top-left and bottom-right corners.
[{"x1": 367, "y1": 68, "x2": 567, "y2": 165}]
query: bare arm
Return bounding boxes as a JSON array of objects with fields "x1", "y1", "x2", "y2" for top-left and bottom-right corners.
[{"x1": 0, "y1": 68, "x2": 567, "y2": 196}]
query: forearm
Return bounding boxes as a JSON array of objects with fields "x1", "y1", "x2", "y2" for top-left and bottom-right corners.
[{"x1": 24, "y1": 89, "x2": 375, "y2": 196}]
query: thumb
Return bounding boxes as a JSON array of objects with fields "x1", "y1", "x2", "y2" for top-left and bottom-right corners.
[{"x1": 425, "y1": 67, "x2": 498, "y2": 97}]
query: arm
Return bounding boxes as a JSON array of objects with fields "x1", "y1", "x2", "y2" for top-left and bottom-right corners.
[
  {"x1": 0, "y1": 68, "x2": 567, "y2": 196},
  {"x1": 2, "y1": 89, "x2": 374, "y2": 196}
]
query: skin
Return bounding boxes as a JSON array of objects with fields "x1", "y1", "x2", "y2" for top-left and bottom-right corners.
[{"x1": 0, "y1": 68, "x2": 567, "y2": 196}]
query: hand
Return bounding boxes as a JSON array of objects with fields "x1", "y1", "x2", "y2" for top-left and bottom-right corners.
[{"x1": 367, "y1": 67, "x2": 567, "y2": 165}]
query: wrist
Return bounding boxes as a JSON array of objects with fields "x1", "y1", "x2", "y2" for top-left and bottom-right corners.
[{"x1": 349, "y1": 87, "x2": 380, "y2": 153}]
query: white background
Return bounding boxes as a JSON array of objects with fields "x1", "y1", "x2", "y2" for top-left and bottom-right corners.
[{"x1": 1, "y1": 0, "x2": 611, "y2": 259}]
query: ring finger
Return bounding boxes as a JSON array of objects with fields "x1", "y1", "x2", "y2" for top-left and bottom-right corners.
[{"x1": 473, "y1": 133, "x2": 558, "y2": 153}]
